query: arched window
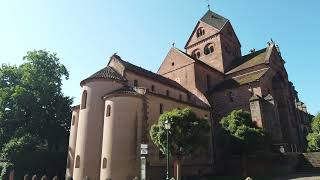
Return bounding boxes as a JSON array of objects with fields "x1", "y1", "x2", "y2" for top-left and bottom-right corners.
[
  {"x1": 71, "y1": 115, "x2": 76, "y2": 126},
  {"x1": 75, "y1": 155, "x2": 80, "y2": 168},
  {"x1": 102, "y1": 158, "x2": 107, "y2": 169},
  {"x1": 197, "y1": 27, "x2": 205, "y2": 37},
  {"x1": 204, "y1": 44, "x2": 214, "y2": 55},
  {"x1": 67, "y1": 156, "x2": 71, "y2": 168},
  {"x1": 81, "y1": 90, "x2": 88, "y2": 109},
  {"x1": 228, "y1": 91, "x2": 234, "y2": 102},
  {"x1": 106, "y1": 105, "x2": 111, "y2": 117},
  {"x1": 191, "y1": 49, "x2": 201, "y2": 59}
]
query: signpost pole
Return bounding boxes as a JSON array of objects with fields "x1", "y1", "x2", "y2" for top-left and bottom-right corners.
[{"x1": 140, "y1": 144, "x2": 148, "y2": 180}]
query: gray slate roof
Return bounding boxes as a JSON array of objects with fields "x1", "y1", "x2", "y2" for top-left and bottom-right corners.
[{"x1": 200, "y1": 10, "x2": 229, "y2": 30}]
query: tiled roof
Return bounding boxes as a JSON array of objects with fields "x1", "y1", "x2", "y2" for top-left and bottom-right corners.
[
  {"x1": 103, "y1": 86, "x2": 141, "y2": 98},
  {"x1": 211, "y1": 68, "x2": 269, "y2": 91},
  {"x1": 227, "y1": 48, "x2": 268, "y2": 74},
  {"x1": 81, "y1": 66, "x2": 126, "y2": 85},
  {"x1": 113, "y1": 55, "x2": 188, "y2": 92},
  {"x1": 201, "y1": 10, "x2": 229, "y2": 30}
]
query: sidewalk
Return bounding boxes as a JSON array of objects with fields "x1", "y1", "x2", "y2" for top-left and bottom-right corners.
[{"x1": 274, "y1": 173, "x2": 320, "y2": 180}]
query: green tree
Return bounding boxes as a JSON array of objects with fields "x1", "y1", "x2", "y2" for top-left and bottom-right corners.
[
  {"x1": 0, "y1": 50, "x2": 72, "y2": 177},
  {"x1": 307, "y1": 113, "x2": 320, "y2": 152},
  {"x1": 216, "y1": 109, "x2": 270, "y2": 177},
  {"x1": 149, "y1": 108, "x2": 210, "y2": 180}
]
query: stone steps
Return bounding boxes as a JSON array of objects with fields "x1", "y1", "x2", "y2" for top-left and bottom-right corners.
[{"x1": 297, "y1": 152, "x2": 320, "y2": 172}]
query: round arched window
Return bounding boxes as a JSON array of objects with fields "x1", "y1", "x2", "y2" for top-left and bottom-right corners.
[
  {"x1": 81, "y1": 90, "x2": 88, "y2": 109},
  {"x1": 197, "y1": 27, "x2": 205, "y2": 37},
  {"x1": 192, "y1": 49, "x2": 201, "y2": 59},
  {"x1": 204, "y1": 44, "x2": 214, "y2": 55}
]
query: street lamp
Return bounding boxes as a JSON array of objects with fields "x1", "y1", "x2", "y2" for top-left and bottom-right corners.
[{"x1": 164, "y1": 119, "x2": 171, "y2": 180}]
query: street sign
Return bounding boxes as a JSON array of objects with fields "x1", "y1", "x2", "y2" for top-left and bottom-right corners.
[{"x1": 141, "y1": 144, "x2": 148, "y2": 155}]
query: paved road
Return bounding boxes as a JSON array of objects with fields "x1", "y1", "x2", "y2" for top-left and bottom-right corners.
[{"x1": 274, "y1": 174, "x2": 320, "y2": 180}]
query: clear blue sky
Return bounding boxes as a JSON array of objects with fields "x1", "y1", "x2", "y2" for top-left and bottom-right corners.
[{"x1": 0, "y1": 0, "x2": 319, "y2": 115}]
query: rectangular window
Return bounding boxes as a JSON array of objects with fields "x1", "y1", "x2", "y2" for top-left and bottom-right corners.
[
  {"x1": 106, "y1": 105, "x2": 111, "y2": 117},
  {"x1": 206, "y1": 75, "x2": 211, "y2": 90},
  {"x1": 134, "y1": 80, "x2": 138, "y2": 87},
  {"x1": 151, "y1": 85, "x2": 155, "y2": 92},
  {"x1": 160, "y1": 103, "x2": 163, "y2": 114}
]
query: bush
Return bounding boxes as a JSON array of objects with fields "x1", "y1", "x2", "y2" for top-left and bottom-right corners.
[{"x1": 0, "y1": 162, "x2": 14, "y2": 180}]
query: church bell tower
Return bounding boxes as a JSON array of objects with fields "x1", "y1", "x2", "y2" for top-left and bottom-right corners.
[{"x1": 185, "y1": 10, "x2": 241, "y2": 73}]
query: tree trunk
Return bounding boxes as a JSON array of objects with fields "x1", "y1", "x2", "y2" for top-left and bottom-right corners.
[
  {"x1": 174, "y1": 158, "x2": 182, "y2": 180},
  {"x1": 241, "y1": 151, "x2": 248, "y2": 178}
]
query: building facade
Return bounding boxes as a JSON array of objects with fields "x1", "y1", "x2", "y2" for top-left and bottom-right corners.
[{"x1": 66, "y1": 10, "x2": 311, "y2": 179}]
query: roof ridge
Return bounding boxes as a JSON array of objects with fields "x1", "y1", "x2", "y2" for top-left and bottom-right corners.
[
  {"x1": 80, "y1": 65, "x2": 126, "y2": 86},
  {"x1": 232, "y1": 68, "x2": 269, "y2": 79}
]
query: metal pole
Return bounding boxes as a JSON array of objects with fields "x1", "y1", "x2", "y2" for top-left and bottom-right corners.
[{"x1": 166, "y1": 128, "x2": 169, "y2": 180}]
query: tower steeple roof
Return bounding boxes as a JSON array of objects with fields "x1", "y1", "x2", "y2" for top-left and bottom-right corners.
[{"x1": 200, "y1": 10, "x2": 228, "y2": 31}]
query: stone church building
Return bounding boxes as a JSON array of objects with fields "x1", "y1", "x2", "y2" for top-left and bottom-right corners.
[{"x1": 66, "y1": 10, "x2": 311, "y2": 179}]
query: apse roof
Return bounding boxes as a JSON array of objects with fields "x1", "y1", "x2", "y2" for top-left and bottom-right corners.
[{"x1": 80, "y1": 66, "x2": 126, "y2": 85}]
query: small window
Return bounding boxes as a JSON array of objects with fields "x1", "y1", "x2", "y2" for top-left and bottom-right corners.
[
  {"x1": 204, "y1": 44, "x2": 214, "y2": 55},
  {"x1": 102, "y1": 158, "x2": 107, "y2": 169},
  {"x1": 72, "y1": 115, "x2": 76, "y2": 126},
  {"x1": 228, "y1": 91, "x2": 234, "y2": 102},
  {"x1": 67, "y1": 156, "x2": 71, "y2": 168},
  {"x1": 191, "y1": 49, "x2": 201, "y2": 59},
  {"x1": 134, "y1": 80, "x2": 138, "y2": 87},
  {"x1": 160, "y1": 103, "x2": 163, "y2": 114},
  {"x1": 81, "y1": 90, "x2": 88, "y2": 109},
  {"x1": 151, "y1": 85, "x2": 155, "y2": 92},
  {"x1": 106, "y1": 105, "x2": 111, "y2": 117},
  {"x1": 197, "y1": 27, "x2": 205, "y2": 37},
  {"x1": 75, "y1": 155, "x2": 80, "y2": 168},
  {"x1": 196, "y1": 52, "x2": 201, "y2": 58},
  {"x1": 206, "y1": 75, "x2": 211, "y2": 90},
  {"x1": 166, "y1": 90, "x2": 170, "y2": 97},
  {"x1": 171, "y1": 62, "x2": 175, "y2": 66}
]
